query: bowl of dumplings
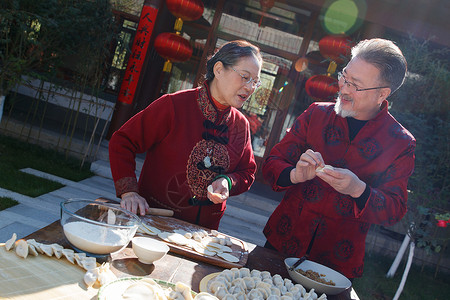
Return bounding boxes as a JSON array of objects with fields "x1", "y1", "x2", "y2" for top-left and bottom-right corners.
[
  {"x1": 60, "y1": 199, "x2": 141, "y2": 256},
  {"x1": 285, "y1": 258, "x2": 352, "y2": 295}
]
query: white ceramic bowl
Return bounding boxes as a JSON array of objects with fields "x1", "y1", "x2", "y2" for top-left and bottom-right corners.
[
  {"x1": 60, "y1": 199, "x2": 141, "y2": 255},
  {"x1": 132, "y1": 236, "x2": 169, "y2": 264},
  {"x1": 285, "y1": 258, "x2": 352, "y2": 295}
]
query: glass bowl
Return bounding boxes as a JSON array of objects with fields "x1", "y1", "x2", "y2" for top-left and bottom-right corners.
[{"x1": 60, "y1": 199, "x2": 141, "y2": 256}]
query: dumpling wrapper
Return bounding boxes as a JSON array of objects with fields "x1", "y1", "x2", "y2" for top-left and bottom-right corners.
[
  {"x1": 316, "y1": 165, "x2": 334, "y2": 173},
  {"x1": 167, "y1": 232, "x2": 191, "y2": 247},
  {"x1": 217, "y1": 252, "x2": 239, "y2": 263}
]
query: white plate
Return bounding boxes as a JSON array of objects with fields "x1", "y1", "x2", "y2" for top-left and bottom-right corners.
[{"x1": 98, "y1": 277, "x2": 196, "y2": 300}]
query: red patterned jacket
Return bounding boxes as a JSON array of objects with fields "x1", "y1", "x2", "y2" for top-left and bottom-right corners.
[
  {"x1": 262, "y1": 101, "x2": 415, "y2": 278},
  {"x1": 109, "y1": 83, "x2": 256, "y2": 229}
]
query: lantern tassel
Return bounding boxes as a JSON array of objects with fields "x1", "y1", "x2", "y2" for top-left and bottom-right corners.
[
  {"x1": 163, "y1": 60, "x2": 173, "y2": 73},
  {"x1": 174, "y1": 17, "x2": 183, "y2": 33},
  {"x1": 327, "y1": 61, "x2": 337, "y2": 76}
]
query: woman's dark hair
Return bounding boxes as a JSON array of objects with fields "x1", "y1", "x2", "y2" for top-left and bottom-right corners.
[{"x1": 205, "y1": 40, "x2": 262, "y2": 82}]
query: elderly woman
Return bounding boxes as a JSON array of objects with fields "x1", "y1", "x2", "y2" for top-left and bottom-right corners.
[{"x1": 109, "y1": 40, "x2": 263, "y2": 229}]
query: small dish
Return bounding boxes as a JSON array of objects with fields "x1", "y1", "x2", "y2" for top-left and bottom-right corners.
[
  {"x1": 285, "y1": 258, "x2": 351, "y2": 295},
  {"x1": 132, "y1": 236, "x2": 169, "y2": 264}
]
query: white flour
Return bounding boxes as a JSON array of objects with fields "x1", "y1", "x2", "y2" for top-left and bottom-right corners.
[{"x1": 63, "y1": 221, "x2": 130, "y2": 254}]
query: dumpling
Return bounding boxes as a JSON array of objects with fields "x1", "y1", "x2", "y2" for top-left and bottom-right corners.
[
  {"x1": 267, "y1": 295, "x2": 281, "y2": 300},
  {"x1": 168, "y1": 290, "x2": 184, "y2": 300},
  {"x1": 270, "y1": 287, "x2": 281, "y2": 297},
  {"x1": 289, "y1": 286, "x2": 302, "y2": 299},
  {"x1": 28, "y1": 243, "x2": 39, "y2": 256},
  {"x1": 228, "y1": 285, "x2": 244, "y2": 295},
  {"x1": 5, "y1": 233, "x2": 17, "y2": 251},
  {"x1": 247, "y1": 289, "x2": 263, "y2": 300},
  {"x1": 221, "y1": 269, "x2": 234, "y2": 282},
  {"x1": 272, "y1": 274, "x2": 283, "y2": 286},
  {"x1": 214, "y1": 286, "x2": 228, "y2": 299},
  {"x1": 222, "y1": 294, "x2": 237, "y2": 300},
  {"x1": 250, "y1": 269, "x2": 261, "y2": 278},
  {"x1": 252, "y1": 277, "x2": 262, "y2": 286},
  {"x1": 242, "y1": 277, "x2": 255, "y2": 291},
  {"x1": 234, "y1": 291, "x2": 247, "y2": 300},
  {"x1": 257, "y1": 287, "x2": 269, "y2": 299},
  {"x1": 175, "y1": 282, "x2": 194, "y2": 300},
  {"x1": 15, "y1": 239, "x2": 28, "y2": 258},
  {"x1": 210, "y1": 280, "x2": 229, "y2": 294},
  {"x1": 239, "y1": 268, "x2": 251, "y2": 278},
  {"x1": 260, "y1": 271, "x2": 271, "y2": 280},
  {"x1": 230, "y1": 268, "x2": 240, "y2": 279},
  {"x1": 231, "y1": 278, "x2": 246, "y2": 291}
]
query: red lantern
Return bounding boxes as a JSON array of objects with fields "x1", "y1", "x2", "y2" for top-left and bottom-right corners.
[
  {"x1": 305, "y1": 75, "x2": 339, "y2": 101},
  {"x1": 166, "y1": 0, "x2": 204, "y2": 21},
  {"x1": 260, "y1": 0, "x2": 275, "y2": 11},
  {"x1": 154, "y1": 32, "x2": 193, "y2": 72},
  {"x1": 319, "y1": 35, "x2": 353, "y2": 64}
]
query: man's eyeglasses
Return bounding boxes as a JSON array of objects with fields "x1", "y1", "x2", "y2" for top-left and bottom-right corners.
[
  {"x1": 337, "y1": 72, "x2": 389, "y2": 92},
  {"x1": 231, "y1": 67, "x2": 262, "y2": 89}
]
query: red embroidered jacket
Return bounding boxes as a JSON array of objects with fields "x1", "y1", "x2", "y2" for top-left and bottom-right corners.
[
  {"x1": 109, "y1": 83, "x2": 256, "y2": 229},
  {"x1": 262, "y1": 101, "x2": 415, "y2": 278}
]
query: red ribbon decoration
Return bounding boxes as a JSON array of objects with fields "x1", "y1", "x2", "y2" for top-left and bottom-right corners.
[{"x1": 117, "y1": 5, "x2": 158, "y2": 105}]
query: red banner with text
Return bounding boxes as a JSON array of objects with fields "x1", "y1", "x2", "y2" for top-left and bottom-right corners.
[{"x1": 118, "y1": 5, "x2": 158, "y2": 104}]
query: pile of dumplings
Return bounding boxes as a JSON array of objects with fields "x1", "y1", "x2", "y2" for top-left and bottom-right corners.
[{"x1": 207, "y1": 267, "x2": 326, "y2": 300}]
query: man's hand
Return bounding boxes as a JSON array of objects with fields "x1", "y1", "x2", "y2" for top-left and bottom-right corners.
[
  {"x1": 290, "y1": 149, "x2": 325, "y2": 184},
  {"x1": 207, "y1": 177, "x2": 229, "y2": 204},
  {"x1": 315, "y1": 167, "x2": 366, "y2": 198},
  {"x1": 121, "y1": 191, "x2": 149, "y2": 216}
]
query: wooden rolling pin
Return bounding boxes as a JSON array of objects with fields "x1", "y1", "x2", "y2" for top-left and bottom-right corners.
[
  {"x1": 95, "y1": 198, "x2": 174, "y2": 217},
  {"x1": 146, "y1": 207, "x2": 174, "y2": 217}
]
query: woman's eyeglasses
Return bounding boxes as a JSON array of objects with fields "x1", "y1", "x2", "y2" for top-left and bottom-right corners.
[{"x1": 231, "y1": 67, "x2": 262, "y2": 88}]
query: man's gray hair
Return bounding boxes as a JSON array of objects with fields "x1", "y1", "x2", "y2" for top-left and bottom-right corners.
[{"x1": 351, "y1": 38, "x2": 407, "y2": 95}]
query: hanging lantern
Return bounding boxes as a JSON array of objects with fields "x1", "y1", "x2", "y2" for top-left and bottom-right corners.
[
  {"x1": 319, "y1": 35, "x2": 353, "y2": 64},
  {"x1": 294, "y1": 57, "x2": 309, "y2": 72},
  {"x1": 258, "y1": 0, "x2": 275, "y2": 26},
  {"x1": 260, "y1": 0, "x2": 275, "y2": 11},
  {"x1": 166, "y1": 0, "x2": 204, "y2": 32},
  {"x1": 305, "y1": 75, "x2": 339, "y2": 101},
  {"x1": 154, "y1": 32, "x2": 193, "y2": 72}
]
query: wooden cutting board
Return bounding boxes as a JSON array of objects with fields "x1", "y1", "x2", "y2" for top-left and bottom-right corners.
[
  {"x1": 0, "y1": 244, "x2": 97, "y2": 299},
  {"x1": 139, "y1": 215, "x2": 249, "y2": 269}
]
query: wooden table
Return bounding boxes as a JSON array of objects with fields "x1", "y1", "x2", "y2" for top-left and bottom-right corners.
[{"x1": 25, "y1": 221, "x2": 359, "y2": 300}]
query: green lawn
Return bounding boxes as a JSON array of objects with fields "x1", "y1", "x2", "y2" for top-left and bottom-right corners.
[
  {"x1": 353, "y1": 251, "x2": 450, "y2": 299},
  {"x1": 0, "y1": 197, "x2": 19, "y2": 210},
  {"x1": 0, "y1": 134, "x2": 93, "y2": 198}
]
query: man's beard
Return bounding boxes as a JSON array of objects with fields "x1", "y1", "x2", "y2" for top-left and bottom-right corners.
[{"x1": 334, "y1": 95, "x2": 356, "y2": 118}]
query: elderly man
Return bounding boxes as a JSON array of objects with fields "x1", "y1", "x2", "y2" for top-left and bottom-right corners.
[{"x1": 262, "y1": 38, "x2": 416, "y2": 279}]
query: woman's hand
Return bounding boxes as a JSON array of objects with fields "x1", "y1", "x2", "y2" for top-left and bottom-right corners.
[
  {"x1": 207, "y1": 178, "x2": 229, "y2": 204},
  {"x1": 290, "y1": 149, "x2": 325, "y2": 184},
  {"x1": 120, "y1": 191, "x2": 149, "y2": 216}
]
